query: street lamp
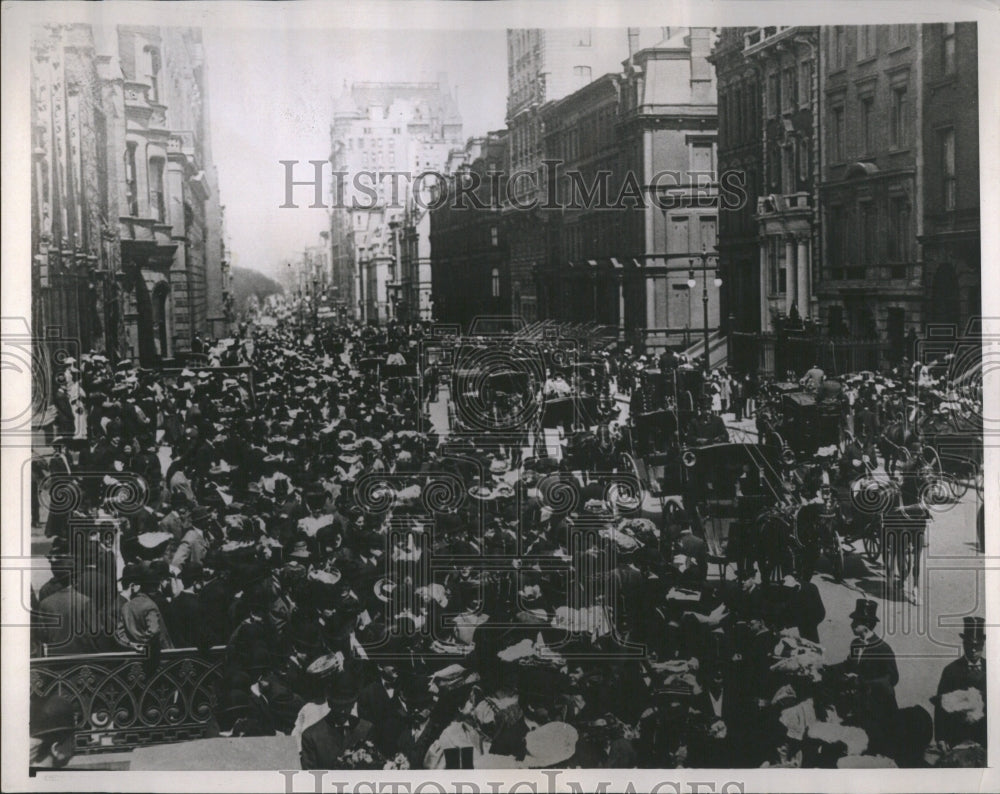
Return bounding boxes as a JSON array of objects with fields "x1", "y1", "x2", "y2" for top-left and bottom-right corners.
[{"x1": 690, "y1": 245, "x2": 721, "y2": 374}]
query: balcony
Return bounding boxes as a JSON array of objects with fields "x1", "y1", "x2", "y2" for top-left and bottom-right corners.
[
  {"x1": 757, "y1": 192, "x2": 811, "y2": 215},
  {"x1": 744, "y1": 26, "x2": 795, "y2": 54},
  {"x1": 817, "y1": 262, "x2": 922, "y2": 295}
]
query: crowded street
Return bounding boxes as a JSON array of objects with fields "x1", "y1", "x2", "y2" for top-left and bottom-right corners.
[
  {"x1": 13, "y1": 15, "x2": 991, "y2": 786},
  {"x1": 27, "y1": 303, "x2": 987, "y2": 771}
]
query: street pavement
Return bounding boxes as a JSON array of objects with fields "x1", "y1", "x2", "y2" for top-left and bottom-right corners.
[
  {"x1": 30, "y1": 379, "x2": 985, "y2": 716},
  {"x1": 428, "y1": 382, "x2": 986, "y2": 713}
]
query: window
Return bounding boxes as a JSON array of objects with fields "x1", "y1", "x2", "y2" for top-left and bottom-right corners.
[
  {"x1": 576, "y1": 28, "x2": 591, "y2": 47},
  {"x1": 857, "y1": 26, "x2": 877, "y2": 61},
  {"x1": 124, "y1": 142, "x2": 138, "y2": 216},
  {"x1": 890, "y1": 86, "x2": 909, "y2": 147},
  {"x1": 942, "y1": 23, "x2": 956, "y2": 74},
  {"x1": 491, "y1": 225, "x2": 499, "y2": 246},
  {"x1": 491, "y1": 268, "x2": 500, "y2": 298},
  {"x1": 782, "y1": 145, "x2": 796, "y2": 193},
  {"x1": 699, "y1": 216, "x2": 717, "y2": 252},
  {"x1": 145, "y1": 46, "x2": 161, "y2": 102},
  {"x1": 798, "y1": 138, "x2": 810, "y2": 182},
  {"x1": 942, "y1": 128, "x2": 956, "y2": 209},
  {"x1": 831, "y1": 105, "x2": 845, "y2": 162},
  {"x1": 889, "y1": 25, "x2": 909, "y2": 49},
  {"x1": 783, "y1": 66, "x2": 797, "y2": 111},
  {"x1": 149, "y1": 157, "x2": 165, "y2": 222},
  {"x1": 860, "y1": 95, "x2": 875, "y2": 153},
  {"x1": 572, "y1": 65, "x2": 592, "y2": 88},
  {"x1": 827, "y1": 206, "x2": 845, "y2": 278},
  {"x1": 798, "y1": 61, "x2": 811, "y2": 106},
  {"x1": 832, "y1": 26, "x2": 846, "y2": 69},
  {"x1": 768, "y1": 237, "x2": 787, "y2": 294},
  {"x1": 889, "y1": 197, "x2": 911, "y2": 261},
  {"x1": 690, "y1": 142, "x2": 713, "y2": 173},
  {"x1": 859, "y1": 201, "x2": 876, "y2": 267},
  {"x1": 768, "y1": 71, "x2": 780, "y2": 117}
]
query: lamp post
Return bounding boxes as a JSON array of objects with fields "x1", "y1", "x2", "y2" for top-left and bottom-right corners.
[
  {"x1": 688, "y1": 246, "x2": 722, "y2": 374},
  {"x1": 312, "y1": 277, "x2": 319, "y2": 328}
]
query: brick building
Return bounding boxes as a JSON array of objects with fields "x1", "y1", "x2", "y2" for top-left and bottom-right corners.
[
  {"x1": 919, "y1": 22, "x2": 980, "y2": 329},
  {"x1": 503, "y1": 29, "x2": 657, "y2": 321},
  {"x1": 709, "y1": 27, "x2": 763, "y2": 336},
  {"x1": 818, "y1": 25, "x2": 926, "y2": 352},
  {"x1": 746, "y1": 26, "x2": 820, "y2": 332},
  {"x1": 429, "y1": 133, "x2": 509, "y2": 330}
]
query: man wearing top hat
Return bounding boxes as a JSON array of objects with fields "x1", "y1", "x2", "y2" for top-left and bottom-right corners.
[
  {"x1": 300, "y1": 664, "x2": 373, "y2": 769},
  {"x1": 935, "y1": 616, "x2": 987, "y2": 750},
  {"x1": 840, "y1": 598, "x2": 899, "y2": 715}
]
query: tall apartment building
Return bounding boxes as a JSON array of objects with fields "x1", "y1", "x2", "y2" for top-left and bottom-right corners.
[
  {"x1": 920, "y1": 22, "x2": 980, "y2": 330},
  {"x1": 709, "y1": 28, "x2": 763, "y2": 335},
  {"x1": 31, "y1": 23, "x2": 228, "y2": 371},
  {"x1": 746, "y1": 26, "x2": 820, "y2": 333},
  {"x1": 617, "y1": 28, "x2": 719, "y2": 354},
  {"x1": 818, "y1": 25, "x2": 924, "y2": 351},
  {"x1": 504, "y1": 28, "x2": 662, "y2": 321},
  {"x1": 328, "y1": 78, "x2": 463, "y2": 322},
  {"x1": 430, "y1": 133, "x2": 509, "y2": 330}
]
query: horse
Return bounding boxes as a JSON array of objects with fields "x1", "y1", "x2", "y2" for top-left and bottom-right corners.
[
  {"x1": 879, "y1": 419, "x2": 919, "y2": 475},
  {"x1": 751, "y1": 499, "x2": 844, "y2": 584}
]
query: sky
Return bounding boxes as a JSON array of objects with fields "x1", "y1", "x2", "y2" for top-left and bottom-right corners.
[{"x1": 202, "y1": 28, "x2": 508, "y2": 279}]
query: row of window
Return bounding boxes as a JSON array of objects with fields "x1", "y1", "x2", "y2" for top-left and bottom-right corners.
[
  {"x1": 720, "y1": 82, "x2": 761, "y2": 149},
  {"x1": 828, "y1": 81, "x2": 910, "y2": 161},
  {"x1": 827, "y1": 24, "x2": 955, "y2": 74},
  {"x1": 827, "y1": 25, "x2": 913, "y2": 70},
  {"x1": 825, "y1": 196, "x2": 913, "y2": 271},
  {"x1": 124, "y1": 142, "x2": 165, "y2": 221},
  {"x1": 765, "y1": 59, "x2": 812, "y2": 117},
  {"x1": 767, "y1": 138, "x2": 810, "y2": 194}
]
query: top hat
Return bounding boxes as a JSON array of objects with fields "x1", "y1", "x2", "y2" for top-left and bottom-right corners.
[
  {"x1": 30, "y1": 694, "x2": 77, "y2": 738},
  {"x1": 960, "y1": 616, "x2": 985, "y2": 644},
  {"x1": 849, "y1": 598, "x2": 879, "y2": 626},
  {"x1": 326, "y1": 666, "x2": 363, "y2": 708}
]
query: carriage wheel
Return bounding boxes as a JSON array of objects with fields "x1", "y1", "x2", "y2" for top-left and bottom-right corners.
[
  {"x1": 830, "y1": 533, "x2": 845, "y2": 582},
  {"x1": 948, "y1": 466, "x2": 971, "y2": 501},
  {"x1": 862, "y1": 522, "x2": 882, "y2": 564}
]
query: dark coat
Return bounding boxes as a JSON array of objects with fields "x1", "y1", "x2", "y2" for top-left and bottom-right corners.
[
  {"x1": 935, "y1": 656, "x2": 987, "y2": 747},
  {"x1": 167, "y1": 591, "x2": 210, "y2": 650},
  {"x1": 300, "y1": 714, "x2": 373, "y2": 770},
  {"x1": 356, "y1": 679, "x2": 409, "y2": 756},
  {"x1": 844, "y1": 634, "x2": 899, "y2": 715},
  {"x1": 36, "y1": 584, "x2": 102, "y2": 655}
]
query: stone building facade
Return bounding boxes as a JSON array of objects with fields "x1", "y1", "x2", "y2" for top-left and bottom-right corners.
[{"x1": 30, "y1": 23, "x2": 229, "y2": 373}]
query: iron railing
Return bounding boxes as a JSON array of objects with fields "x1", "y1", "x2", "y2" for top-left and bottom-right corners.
[{"x1": 30, "y1": 646, "x2": 226, "y2": 754}]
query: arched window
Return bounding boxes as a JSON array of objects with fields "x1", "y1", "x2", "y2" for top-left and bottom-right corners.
[{"x1": 491, "y1": 268, "x2": 500, "y2": 298}]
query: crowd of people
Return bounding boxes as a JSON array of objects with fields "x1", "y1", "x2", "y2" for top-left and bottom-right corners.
[{"x1": 29, "y1": 308, "x2": 986, "y2": 770}]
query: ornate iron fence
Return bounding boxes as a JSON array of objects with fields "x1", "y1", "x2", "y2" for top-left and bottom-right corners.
[{"x1": 30, "y1": 646, "x2": 226, "y2": 754}]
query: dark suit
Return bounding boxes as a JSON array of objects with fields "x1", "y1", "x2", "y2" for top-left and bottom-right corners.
[
  {"x1": 935, "y1": 656, "x2": 987, "y2": 748},
  {"x1": 357, "y1": 680, "x2": 409, "y2": 756},
  {"x1": 300, "y1": 714, "x2": 373, "y2": 769},
  {"x1": 689, "y1": 685, "x2": 751, "y2": 767},
  {"x1": 167, "y1": 591, "x2": 209, "y2": 650},
  {"x1": 844, "y1": 634, "x2": 900, "y2": 720},
  {"x1": 35, "y1": 585, "x2": 101, "y2": 655}
]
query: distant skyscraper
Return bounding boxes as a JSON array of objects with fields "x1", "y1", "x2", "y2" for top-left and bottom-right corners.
[{"x1": 328, "y1": 76, "x2": 463, "y2": 321}]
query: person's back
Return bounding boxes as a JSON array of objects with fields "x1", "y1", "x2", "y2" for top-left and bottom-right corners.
[{"x1": 37, "y1": 581, "x2": 101, "y2": 655}]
